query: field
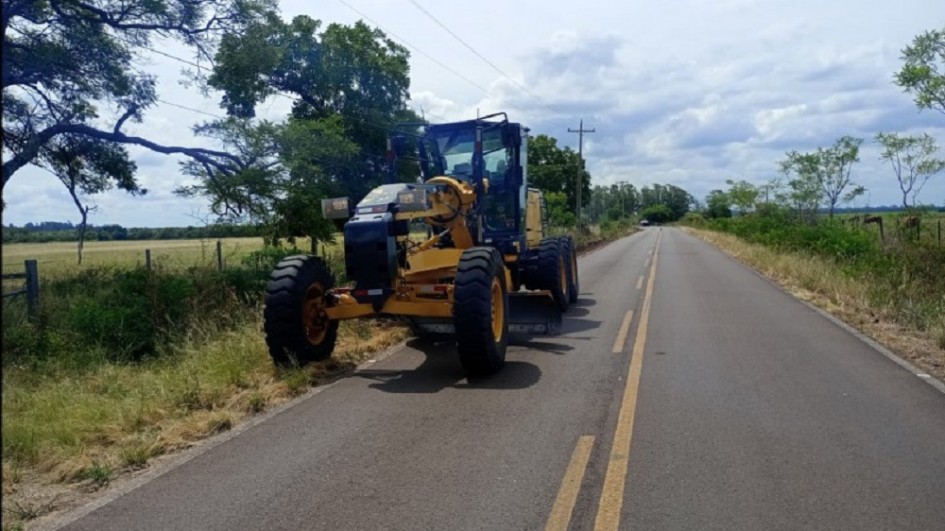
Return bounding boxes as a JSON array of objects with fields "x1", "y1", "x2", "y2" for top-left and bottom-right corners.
[{"x1": 2, "y1": 237, "x2": 292, "y2": 277}]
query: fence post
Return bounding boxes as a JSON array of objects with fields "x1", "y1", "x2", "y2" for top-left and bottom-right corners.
[
  {"x1": 145, "y1": 249, "x2": 152, "y2": 272},
  {"x1": 24, "y1": 259, "x2": 39, "y2": 321},
  {"x1": 216, "y1": 240, "x2": 223, "y2": 272},
  {"x1": 938, "y1": 220, "x2": 941, "y2": 246}
]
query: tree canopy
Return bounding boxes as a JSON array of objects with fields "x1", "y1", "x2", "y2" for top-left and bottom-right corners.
[
  {"x1": 2, "y1": 0, "x2": 275, "y2": 191},
  {"x1": 895, "y1": 26, "x2": 945, "y2": 115},
  {"x1": 527, "y1": 134, "x2": 590, "y2": 213},
  {"x1": 181, "y1": 15, "x2": 420, "y2": 245},
  {"x1": 875, "y1": 132, "x2": 945, "y2": 208}
]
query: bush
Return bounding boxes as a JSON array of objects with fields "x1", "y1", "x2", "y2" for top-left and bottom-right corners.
[{"x1": 3, "y1": 265, "x2": 266, "y2": 368}]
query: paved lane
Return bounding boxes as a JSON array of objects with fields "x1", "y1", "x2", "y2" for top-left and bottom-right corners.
[{"x1": 61, "y1": 230, "x2": 658, "y2": 531}]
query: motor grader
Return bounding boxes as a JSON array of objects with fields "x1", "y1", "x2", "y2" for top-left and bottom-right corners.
[{"x1": 263, "y1": 113, "x2": 578, "y2": 376}]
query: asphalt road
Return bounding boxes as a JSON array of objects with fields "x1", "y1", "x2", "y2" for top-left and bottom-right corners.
[{"x1": 61, "y1": 228, "x2": 945, "y2": 530}]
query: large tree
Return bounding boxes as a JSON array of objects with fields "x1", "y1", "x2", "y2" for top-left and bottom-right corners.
[
  {"x1": 527, "y1": 134, "x2": 590, "y2": 214},
  {"x1": 207, "y1": 16, "x2": 418, "y2": 203},
  {"x1": 895, "y1": 26, "x2": 945, "y2": 115},
  {"x1": 875, "y1": 132, "x2": 945, "y2": 208},
  {"x1": 1, "y1": 0, "x2": 274, "y2": 197}
]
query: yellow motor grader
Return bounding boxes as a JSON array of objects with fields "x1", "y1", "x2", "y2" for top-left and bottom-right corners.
[{"x1": 263, "y1": 113, "x2": 578, "y2": 376}]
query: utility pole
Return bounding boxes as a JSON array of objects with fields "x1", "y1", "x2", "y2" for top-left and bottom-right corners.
[{"x1": 568, "y1": 119, "x2": 595, "y2": 232}]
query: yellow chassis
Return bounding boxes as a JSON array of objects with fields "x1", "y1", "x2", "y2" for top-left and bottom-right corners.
[{"x1": 324, "y1": 247, "x2": 515, "y2": 321}]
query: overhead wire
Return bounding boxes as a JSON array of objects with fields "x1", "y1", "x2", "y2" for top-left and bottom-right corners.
[
  {"x1": 334, "y1": 0, "x2": 489, "y2": 94},
  {"x1": 403, "y1": 0, "x2": 562, "y2": 116}
]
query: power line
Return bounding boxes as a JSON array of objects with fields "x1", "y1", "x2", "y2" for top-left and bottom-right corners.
[
  {"x1": 157, "y1": 98, "x2": 225, "y2": 119},
  {"x1": 334, "y1": 0, "x2": 489, "y2": 94},
  {"x1": 404, "y1": 0, "x2": 560, "y2": 115},
  {"x1": 143, "y1": 45, "x2": 208, "y2": 71}
]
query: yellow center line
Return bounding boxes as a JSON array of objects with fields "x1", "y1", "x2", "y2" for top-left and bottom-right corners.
[
  {"x1": 595, "y1": 231, "x2": 662, "y2": 531},
  {"x1": 545, "y1": 435, "x2": 596, "y2": 531},
  {"x1": 611, "y1": 310, "x2": 634, "y2": 354},
  {"x1": 635, "y1": 275, "x2": 644, "y2": 290}
]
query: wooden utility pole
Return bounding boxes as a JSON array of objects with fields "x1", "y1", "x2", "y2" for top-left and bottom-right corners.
[{"x1": 568, "y1": 119, "x2": 595, "y2": 231}]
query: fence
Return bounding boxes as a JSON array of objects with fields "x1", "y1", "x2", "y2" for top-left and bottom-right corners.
[
  {"x1": 2, "y1": 259, "x2": 39, "y2": 319},
  {"x1": 144, "y1": 240, "x2": 226, "y2": 272},
  {"x1": 844, "y1": 217, "x2": 943, "y2": 246}
]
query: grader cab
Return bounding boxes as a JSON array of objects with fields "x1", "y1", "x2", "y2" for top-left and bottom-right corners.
[{"x1": 263, "y1": 113, "x2": 578, "y2": 376}]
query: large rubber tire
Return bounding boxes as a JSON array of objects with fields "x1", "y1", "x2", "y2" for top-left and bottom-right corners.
[
  {"x1": 559, "y1": 235, "x2": 579, "y2": 303},
  {"x1": 454, "y1": 247, "x2": 509, "y2": 377},
  {"x1": 263, "y1": 255, "x2": 339, "y2": 367},
  {"x1": 537, "y1": 238, "x2": 570, "y2": 312}
]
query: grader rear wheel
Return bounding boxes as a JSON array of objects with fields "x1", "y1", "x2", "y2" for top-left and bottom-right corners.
[
  {"x1": 537, "y1": 238, "x2": 570, "y2": 311},
  {"x1": 263, "y1": 255, "x2": 339, "y2": 368},
  {"x1": 558, "y1": 235, "x2": 579, "y2": 303}
]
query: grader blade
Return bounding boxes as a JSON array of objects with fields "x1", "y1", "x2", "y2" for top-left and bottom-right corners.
[{"x1": 508, "y1": 292, "x2": 562, "y2": 335}]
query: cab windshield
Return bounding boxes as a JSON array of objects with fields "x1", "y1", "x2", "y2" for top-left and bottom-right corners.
[{"x1": 420, "y1": 126, "x2": 509, "y2": 181}]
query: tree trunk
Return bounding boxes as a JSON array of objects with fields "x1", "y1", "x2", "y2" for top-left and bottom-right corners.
[{"x1": 77, "y1": 206, "x2": 89, "y2": 265}]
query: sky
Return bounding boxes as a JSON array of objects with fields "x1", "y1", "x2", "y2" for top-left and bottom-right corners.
[{"x1": 4, "y1": 0, "x2": 945, "y2": 227}]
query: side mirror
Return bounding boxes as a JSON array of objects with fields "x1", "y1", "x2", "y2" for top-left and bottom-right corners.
[{"x1": 321, "y1": 197, "x2": 351, "y2": 220}]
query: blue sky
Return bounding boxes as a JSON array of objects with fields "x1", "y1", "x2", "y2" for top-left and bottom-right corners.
[{"x1": 4, "y1": 0, "x2": 944, "y2": 227}]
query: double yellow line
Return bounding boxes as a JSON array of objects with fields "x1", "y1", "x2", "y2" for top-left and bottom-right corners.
[{"x1": 545, "y1": 233, "x2": 663, "y2": 531}]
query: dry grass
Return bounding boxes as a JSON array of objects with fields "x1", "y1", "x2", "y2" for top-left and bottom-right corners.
[
  {"x1": 1, "y1": 313, "x2": 408, "y2": 528},
  {"x1": 683, "y1": 227, "x2": 945, "y2": 383}
]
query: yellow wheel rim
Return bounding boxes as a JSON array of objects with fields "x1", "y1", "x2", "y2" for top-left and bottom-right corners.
[
  {"x1": 491, "y1": 277, "x2": 504, "y2": 342},
  {"x1": 302, "y1": 282, "x2": 329, "y2": 345}
]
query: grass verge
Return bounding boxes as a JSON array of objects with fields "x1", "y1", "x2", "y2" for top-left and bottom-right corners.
[{"x1": 683, "y1": 227, "x2": 945, "y2": 384}]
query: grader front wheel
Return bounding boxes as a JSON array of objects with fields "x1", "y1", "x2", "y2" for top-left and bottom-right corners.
[
  {"x1": 263, "y1": 255, "x2": 339, "y2": 368},
  {"x1": 454, "y1": 247, "x2": 509, "y2": 377}
]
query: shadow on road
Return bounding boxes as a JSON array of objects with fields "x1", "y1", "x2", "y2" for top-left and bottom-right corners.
[
  {"x1": 573, "y1": 296, "x2": 597, "y2": 308},
  {"x1": 357, "y1": 338, "x2": 542, "y2": 393}
]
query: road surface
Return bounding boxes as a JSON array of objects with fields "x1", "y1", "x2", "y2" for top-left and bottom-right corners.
[{"x1": 60, "y1": 228, "x2": 945, "y2": 530}]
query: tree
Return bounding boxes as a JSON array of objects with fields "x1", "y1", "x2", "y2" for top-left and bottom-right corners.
[
  {"x1": 725, "y1": 179, "x2": 760, "y2": 214},
  {"x1": 895, "y1": 26, "x2": 945, "y2": 115},
  {"x1": 176, "y1": 116, "x2": 358, "y2": 247},
  {"x1": 779, "y1": 152, "x2": 822, "y2": 221},
  {"x1": 640, "y1": 204, "x2": 673, "y2": 224},
  {"x1": 782, "y1": 137, "x2": 865, "y2": 219},
  {"x1": 527, "y1": 134, "x2": 590, "y2": 214},
  {"x1": 640, "y1": 184, "x2": 691, "y2": 220},
  {"x1": 198, "y1": 16, "x2": 419, "y2": 244},
  {"x1": 45, "y1": 136, "x2": 145, "y2": 263},
  {"x1": 875, "y1": 132, "x2": 945, "y2": 208},
  {"x1": 2, "y1": 0, "x2": 273, "y2": 196},
  {"x1": 818, "y1": 136, "x2": 865, "y2": 218},
  {"x1": 544, "y1": 191, "x2": 575, "y2": 227},
  {"x1": 209, "y1": 16, "x2": 417, "y2": 202},
  {"x1": 705, "y1": 190, "x2": 732, "y2": 219}
]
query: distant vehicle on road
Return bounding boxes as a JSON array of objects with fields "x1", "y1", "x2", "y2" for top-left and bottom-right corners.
[{"x1": 640, "y1": 219, "x2": 651, "y2": 226}]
